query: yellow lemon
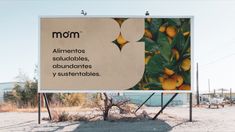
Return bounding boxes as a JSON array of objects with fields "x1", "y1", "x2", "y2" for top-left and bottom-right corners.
[
  {"x1": 159, "y1": 77, "x2": 164, "y2": 83},
  {"x1": 144, "y1": 29, "x2": 153, "y2": 39},
  {"x1": 172, "y1": 74, "x2": 184, "y2": 87},
  {"x1": 117, "y1": 34, "x2": 127, "y2": 45},
  {"x1": 143, "y1": 87, "x2": 150, "y2": 90},
  {"x1": 183, "y1": 31, "x2": 190, "y2": 36},
  {"x1": 162, "y1": 78, "x2": 177, "y2": 90},
  {"x1": 159, "y1": 26, "x2": 166, "y2": 32},
  {"x1": 172, "y1": 48, "x2": 180, "y2": 60},
  {"x1": 145, "y1": 56, "x2": 151, "y2": 65},
  {"x1": 166, "y1": 26, "x2": 177, "y2": 38},
  {"x1": 181, "y1": 58, "x2": 191, "y2": 71},
  {"x1": 146, "y1": 18, "x2": 152, "y2": 23},
  {"x1": 164, "y1": 67, "x2": 174, "y2": 76},
  {"x1": 155, "y1": 50, "x2": 161, "y2": 54},
  {"x1": 158, "y1": 74, "x2": 168, "y2": 83},
  {"x1": 145, "y1": 50, "x2": 150, "y2": 54},
  {"x1": 178, "y1": 84, "x2": 190, "y2": 90}
]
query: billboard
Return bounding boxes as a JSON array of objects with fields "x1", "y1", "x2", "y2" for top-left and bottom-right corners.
[{"x1": 39, "y1": 17, "x2": 192, "y2": 92}]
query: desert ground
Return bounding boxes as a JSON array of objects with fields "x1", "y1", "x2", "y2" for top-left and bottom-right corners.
[{"x1": 0, "y1": 105, "x2": 235, "y2": 132}]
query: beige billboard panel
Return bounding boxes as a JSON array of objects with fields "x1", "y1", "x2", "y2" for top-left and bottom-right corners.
[{"x1": 40, "y1": 18, "x2": 145, "y2": 90}]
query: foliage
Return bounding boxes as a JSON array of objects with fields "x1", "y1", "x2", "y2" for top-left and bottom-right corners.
[
  {"x1": 10, "y1": 81, "x2": 38, "y2": 107},
  {"x1": 119, "y1": 18, "x2": 191, "y2": 91},
  {"x1": 62, "y1": 93, "x2": 87, "y2": 106},
  {"x1": 113, "y1": 18, "x2": 191, "y2": 90}
]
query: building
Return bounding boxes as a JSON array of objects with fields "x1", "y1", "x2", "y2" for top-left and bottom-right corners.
[
  {"x1": 0, "y1": 82, "x2": 24, "y2": 104},
  {"x1": 112, "y1": 93, "x2": 190, "y2": 106}
]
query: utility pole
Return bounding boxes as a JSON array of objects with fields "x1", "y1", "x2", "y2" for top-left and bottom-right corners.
[
  {"x1": 230, "y1": 88, "x2": 232, "y2": 106},
  {"x1": 196, "y1": 63, "x2": 200, "y2": 106},
  {"x1": 208, "y1": 79, "x2": 210, "y2": 93},
  {"x1": 221, "y1": 88, "x2": 224, "y2": 97}
]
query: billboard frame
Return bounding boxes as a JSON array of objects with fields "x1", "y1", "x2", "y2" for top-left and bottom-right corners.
[{"x1": 38, "y1": 15, "x2": 194, "y2": 93}]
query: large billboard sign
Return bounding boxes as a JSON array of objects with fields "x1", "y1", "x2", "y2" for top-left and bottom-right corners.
[{"x1": 39, "y1": 17, "x2": 192, "y2": 92}]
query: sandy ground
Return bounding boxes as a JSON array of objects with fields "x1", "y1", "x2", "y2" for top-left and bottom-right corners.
[{"x1": 0, "y1": 105, "x2": 235, "y2": 132}]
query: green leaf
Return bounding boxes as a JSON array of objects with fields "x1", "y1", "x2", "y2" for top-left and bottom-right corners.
[
  {"x1": 149, "y1": 19, "x2": 162, "y2": 40},
  {"x1": 182, "y1": 36, "x2": 190, "y2": 55},
  {"x1": 146, "y1": 54, "x2": 165, "y2": 76},
  {"x1": 145, "y1": 21, "x2": 150, "y2": 29},
  {"x1": 157, "y1": 32, "x2": 172, "y2": 62},
  {"x1": 181, "y1": 20, "x2": 190, "y2": 33},
  {"x1": 143, "y1": 37, "x2": 159, "y2": 52},
  {"x1": 145, "y1": 82, "x2": 162, "y2": 90},
  {"x1": 172, "y1": 32, "x2": 185, "y2": 53},
  {"x1": 181, "y1": 71, "x2": 191, "y2": 84},
  {"x1": 168, "y1": 18, "x2": 181, "y2": 26}
]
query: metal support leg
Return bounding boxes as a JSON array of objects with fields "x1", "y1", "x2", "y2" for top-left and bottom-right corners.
[
  {"x1": 38, "y1": 93, "x2": 41, "y2": 124},
  {"x1": 43, "y1": 93, "x2": 52, "y2": 120},
  {"x1": 135, "y1": 93, "x2": 155, "y2": 113},
  {"x1": 161, "y1": 93, "x2": 163, "y2": 113},
  {"x1": 189, "y1": 93, "x2": 192, "y2": 122},
  {"x1": 152, "y1": 93, "x2": 178, "y2": 120}
]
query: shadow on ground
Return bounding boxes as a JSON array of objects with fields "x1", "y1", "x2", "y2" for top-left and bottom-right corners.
[{"x1": 76, "y1": 119, "x2": 172, "y2": 132}]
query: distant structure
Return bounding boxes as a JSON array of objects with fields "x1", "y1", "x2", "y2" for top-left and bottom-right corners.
[
  {"x1": 0, "y1": 82, "x2": 24, "y2": 104},
  {"x1": 114, "y1": 93, "x2": 189, "y2": 106},
  {"x1": 145, "y1": 11, "x2": 150, "y2": 16},
  {"x1": 81, "y1": 10, "x2": 87, "y2": 16}
]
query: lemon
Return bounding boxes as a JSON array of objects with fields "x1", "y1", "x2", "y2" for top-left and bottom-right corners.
[
  {"x1": 172, "y1": 74, "x2": 183, "y2": 87},
  {"x1": 117, "y1": 34, "x2": 127, "y2": 45},
  {"x1": 159, "y1": 26, "x2": 166, "y2": 32},
  {"x1": 155, "y1": 50, "x2": 160, "y2": 54},
  {"x1": 183, "y1": 31, "x2": 190, "y2": 36},
  {"x1": 146, "y1": 18, "x2": 152, "y2": 23},
  {"x1": 172, "y1": 48, "x2": 180, "y2": 60},
  {"x1": 164, "y1": 67, "x2": 174, "y2": 76},
  {"x1": 144, "y1": 29, "x2": 153, "y2": 39},
  {"x1": 143, "y1": 87, "x2": 150, "y2": 90},
  {"x1": 159, "y1": 77, "x2": 164, "y2": 83},
  {"x1": 166, "y1": 26, "x2": 177, "y2": 38},
  {"x1": 145, "y1": 50, "x2": 150, "y2": 54},
  {"x1": 178, "y1": 84, "x2": 190, "y2": 90},
  {"x1": 162, "y1": 78, "x2": 177, "y2": 90},
  {"x1": 158, "y1": 74, "x2": 168, "y2": 83},
  {"x1": 181, "y1": 58, "x2": 190, "y2": 71},
  {"x1": 145, "y1": 56, "x2": 151, "y2": 65}
]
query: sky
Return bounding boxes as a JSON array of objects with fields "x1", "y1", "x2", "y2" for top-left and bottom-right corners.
[{"x1": 0, "y1": 0, "x2": 235, "y2": 93}]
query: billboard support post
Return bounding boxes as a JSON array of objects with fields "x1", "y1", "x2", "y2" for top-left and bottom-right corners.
[
  {"x1": 230, "y1": 88, "x2": 232, "y2": 106},
  {"x1": 38, "y1": 93, "x2": 52, "y2": 124},
  {"x1": 196, "y1": 63, "x2": 200, "y2": 106},
  {"x1": 38, "y1": 93, "x2": 41, "y2": 124},
  {"x1": 43, "y1": 93, "x2": 52, "y2": 120},
  {"x1": 135, "y1": 93, "x2": 155, "y2": 113},
  {"x1": 152, "y1": 93, "x2": 178, "y2": 120},
  {"x1": 161, "y1": 93, "x2": 163, "y2": 113},
  {"x1": 189, "y1": 93, "x2": 192, "y2": 122}
]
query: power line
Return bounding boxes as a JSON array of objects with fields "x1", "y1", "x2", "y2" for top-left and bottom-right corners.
[{"x1": 200, "y1": 52, "x2": 235, "y2": 68}]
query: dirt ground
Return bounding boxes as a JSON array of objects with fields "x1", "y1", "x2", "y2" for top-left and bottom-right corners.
[{"x1": 0, "y1": 105, "x2": 235, "y2": 132}]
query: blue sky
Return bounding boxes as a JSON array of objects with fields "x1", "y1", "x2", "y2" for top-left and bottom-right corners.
[{"x1": 1, "y1": 0, "x2": 235, "y2": 93}]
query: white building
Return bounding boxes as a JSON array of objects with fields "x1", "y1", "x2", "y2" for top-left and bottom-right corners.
[{"x1": 0, "y1": 82, "x2": 24, "y2": 104}]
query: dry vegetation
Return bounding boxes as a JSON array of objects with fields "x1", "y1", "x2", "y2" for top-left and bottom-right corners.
[{"x1": 1, "y1": 93, "x2": 146, "y2": 122}]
